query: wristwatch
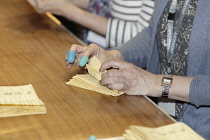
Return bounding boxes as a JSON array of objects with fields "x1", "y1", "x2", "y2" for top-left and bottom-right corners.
[{"x1": 161, "y1": 75, "x2": 173, "y2": 98}]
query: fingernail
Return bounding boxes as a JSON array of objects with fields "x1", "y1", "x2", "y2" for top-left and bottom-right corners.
[
  {"x1": 79, "y1": 56, "x2": 89, "y2": 67},
  {"x1": 66, "y1": 51, "x2": 76, "y2": 63},
  {"x1": 89, "y1": 135, "x2": 96, "y2": 140}
]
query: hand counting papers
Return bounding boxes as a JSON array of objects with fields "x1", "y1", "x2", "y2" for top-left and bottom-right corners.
[
  {"x1": 123, "y1": 122, "x2": 205, "y2": 140},
  {"x1": 0, "y1": 84, "x2": 46, "y2": 117},
  {"x1": 66, "y1": 56, "x2": 124, "y2": 96}
]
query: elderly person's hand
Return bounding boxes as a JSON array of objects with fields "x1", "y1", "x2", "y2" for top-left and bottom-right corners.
[
  {"x1": 66, "y1": 44, "x2": 123, "y2": 68},
  {"x1": 100, "y1": 59, "x2": 161, "y2": 96}
]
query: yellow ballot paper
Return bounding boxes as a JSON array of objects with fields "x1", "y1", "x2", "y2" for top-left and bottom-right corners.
[
  {"x1": 123, "y1": 122, "x2": 205, "y2": 140},
  {"x1": 66, "y1": 56, "x2": 124, "y2": 96},
  {"x1": 0, "y1": 84, "x2": 46, "y2": 117},
  {"x1": 0, "y1": 105, "x2": 46, "y2": 118}
]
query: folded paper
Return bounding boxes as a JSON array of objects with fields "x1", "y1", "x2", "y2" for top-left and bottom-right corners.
[
  {"x1": 0, "y1": 84, "x2": 46, "y2": 117},
  {"x1": 123, "y1": 122, "x2": 205, "y2": 140},
  {"x1": 66, "y1": 56, "x2": 124, "y2": 96}
]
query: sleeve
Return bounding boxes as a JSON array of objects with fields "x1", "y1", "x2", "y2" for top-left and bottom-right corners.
[
  {"x1": 190, "y1": 75, "x2": 210, "y2": 107},
  {"x1": 106, "y1": 0, "x2": 155, "y2": 48},
  {"x1": 113, "y1": 18, "x2": 154, "y2": 68},
  {"x1": 87, "y1": 0, "x2": 111, "y2": 18}
]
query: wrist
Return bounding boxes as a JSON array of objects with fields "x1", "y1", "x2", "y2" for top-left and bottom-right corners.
[
  {"x1": 147, "y1": 74, "x2": 163, "y2": 97},
  {"x1": 161, "y1": 74, "x2": 173, "y2": 98}
]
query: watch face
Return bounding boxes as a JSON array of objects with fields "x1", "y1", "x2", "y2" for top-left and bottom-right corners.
[{"x1": 162, "y1": 77, "x2": 173, "y2": 85}]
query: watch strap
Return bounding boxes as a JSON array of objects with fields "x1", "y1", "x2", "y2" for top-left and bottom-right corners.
[{"x1": 161, "y1": 75, "x2": 173, "y2": 98}]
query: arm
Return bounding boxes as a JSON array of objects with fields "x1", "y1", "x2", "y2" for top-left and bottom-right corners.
[
  {"x1": 70, "y1": 0, "x2": 89, "y2": 9},
  {"x1": 189, "y1": 75, "x2": 210, "y2": 107},
  {"x1": 152, "y1": 75, "x2": 194, "y2": 102},
  {"x1": 100, "y1": 59, "x2": 194, "y2": 103},
  {"x1": 100, "y1": 58, "x2": 210, "y2": 107},
  {"x1": 147, "y1": 74, "x2": 210, "y2": 106},
  {"x1": 27, "y1": 0, "x2": 108, "y2": 36},
  {"x1": 61, "y1": 5, "x2": 108, "y2": 36}
]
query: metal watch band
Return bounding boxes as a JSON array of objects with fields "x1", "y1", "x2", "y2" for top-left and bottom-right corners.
[
  {"x1": 162, "y1": 86, "x2": 171, "y2": 98},
  {"x1": 161, "y1": 75, "x2": 173, "y2": 98}
]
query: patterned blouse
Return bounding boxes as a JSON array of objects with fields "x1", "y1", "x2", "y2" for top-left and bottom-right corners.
[
  {"x1": 88, "y1": 0, "x2": 112, "y2": 18},
  {"x1": 157, "y1": 0, "x2": 198, "y2": 76},
  {"x1": 156, "y1": 0, "x2": 198, "y2": 119}
]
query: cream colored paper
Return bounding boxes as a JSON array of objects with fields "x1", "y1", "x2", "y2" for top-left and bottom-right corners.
[
  {"x1": 88, "y1": 55, "x2": 101, "y2": 71},
  {"x1": 0, "y1": 84, "x2": 46, "y2": 117},
  {"x1": 66, "y1": 56, "x2": 124, "y2": 96},
  {"x1": 123, "y1": 122, "x2": 205, "y2": 140},
  {"x1": 0, "y1": 105, "x2": 46, "y2": 118},
  {"x1": 0, "y1": 84, "x2": 44, "y2": 105},
  {"x1": 68, "y1": 74, "x2": 122, "y2": 96}
]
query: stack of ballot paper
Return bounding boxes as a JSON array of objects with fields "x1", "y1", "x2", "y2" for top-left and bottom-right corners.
[
  {"x1": 123, "y1": 122, "x2": 205, "y2": 140},
  {"x1": 0, "y1": 84, "x2": 46, "y2": 117},
  {"x1": 66, "y1": 56, "x2": 124, "y2": 96}
]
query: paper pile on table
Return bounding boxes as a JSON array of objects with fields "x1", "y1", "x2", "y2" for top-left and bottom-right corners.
[
  {"x1": 0, "y1": 84, "x2": 46, "y2": 117},
  {"x1": 66, "y1": 56, "x2": 123, "y2": 97},
  {"x1": 123, "y1": 122, "x2": 205, "y2": 140}
]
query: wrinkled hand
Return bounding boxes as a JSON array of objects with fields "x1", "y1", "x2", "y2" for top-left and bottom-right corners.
[
  {"x1": 27, "y1": 0, "x2": 76, "y2": 15},
  {"x1": 66, "y1": 44, "x2": 115, "y2": 68},
  {"x1": 100, "y1": 59, "x2": 158, "y2": 96}
]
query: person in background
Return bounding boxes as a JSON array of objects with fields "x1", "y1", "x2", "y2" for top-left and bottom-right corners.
[
  {"x1": 27, "y1": 0, "x2": 154, "y2": 49},
  {"x1": 82, "y1": 0, "x2": 112, "y2": 46},
  {"x1": 65, "y1": 0, "x2": 210, "y2": 139}
]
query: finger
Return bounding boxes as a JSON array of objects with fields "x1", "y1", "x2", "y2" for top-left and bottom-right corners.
[
  {"x1": 102, "y1": 69, "x2": 135, "y2": 79},
  {"x1": 66, "y1": 51, "x2": 76, "y2": 63},
  {"x1": 34, "y1": 0, "x2": 40, "y2": 8},
  {"x1": 100, "y1": 59, "x2": 131, "y2": 72},
  {"x1": 100, "y1": 76, "x2": 127, "y2": 86},
  {"x1": 66, "y1": 61, "x2": 79, "y2": 69},
  {"x1": 103, "y1": 77, "x2": 132, "y2": 94},
  {"x1": 66, "y1": 54, "x2": 79, "y2": 68},
  {"x1": 36, "y1": 2, "x2": 58, "y2": 14},
  {"x1": 69, "y1": 44, "x2": 86, "y2": 54},
  {"x1": 82, "y1": 44, "x2": 100, "y2": 58},
  {"x1": 27, "y1": 0, "x2": 37, "y2": 7},
  {"x1": 66, "y1": 44, "x2": 85, "y2": 64},
  {"x1": 66, "y1": 63, "x2": 73, "y2": 69},
  {"x1": 106, "y1": 82, "x2": 128, "y2": 92},
  {"x1": 101, "y1": 69, "x2": 120, "y2": 80},
  {"x1": 78, "y1": 44, "x2": 100, "y2": 67},
  {"x1": 27, "y1": 0, "x2": 45, "y2": 13},
  {"x1": 79, "y1": 56, "x2": 89, "y2": 67}
]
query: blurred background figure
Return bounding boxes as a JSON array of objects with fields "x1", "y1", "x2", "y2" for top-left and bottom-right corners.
[{"x1": 27, "y1": 0, "x2": 154, "y2": 49}]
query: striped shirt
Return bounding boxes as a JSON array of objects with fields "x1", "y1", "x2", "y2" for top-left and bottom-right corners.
[{"x1": 106, "y1": 0, "x2": 154, "y2": 48}]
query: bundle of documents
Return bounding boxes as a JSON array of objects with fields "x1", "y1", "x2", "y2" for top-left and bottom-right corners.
[
  {"x1": 0, "y1": 84, "x2": 46, "y2": 117},
  {"x1": 123, "y1": 122, "x2": 205, "y2": 140},
  {"x1": 66, "y1": 56, "x2": 124, "y2": 96}
]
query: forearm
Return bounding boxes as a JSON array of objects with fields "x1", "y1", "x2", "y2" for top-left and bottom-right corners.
[
  {"x1": 70, "y1": 0, "x2": 89, "y2": 9},
  {"x1": 151, "y1": 75, "x2": 194, "y2": 102},
  {"x1": 61, "y1": 5, "x2": 108, "y2": 36}
]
